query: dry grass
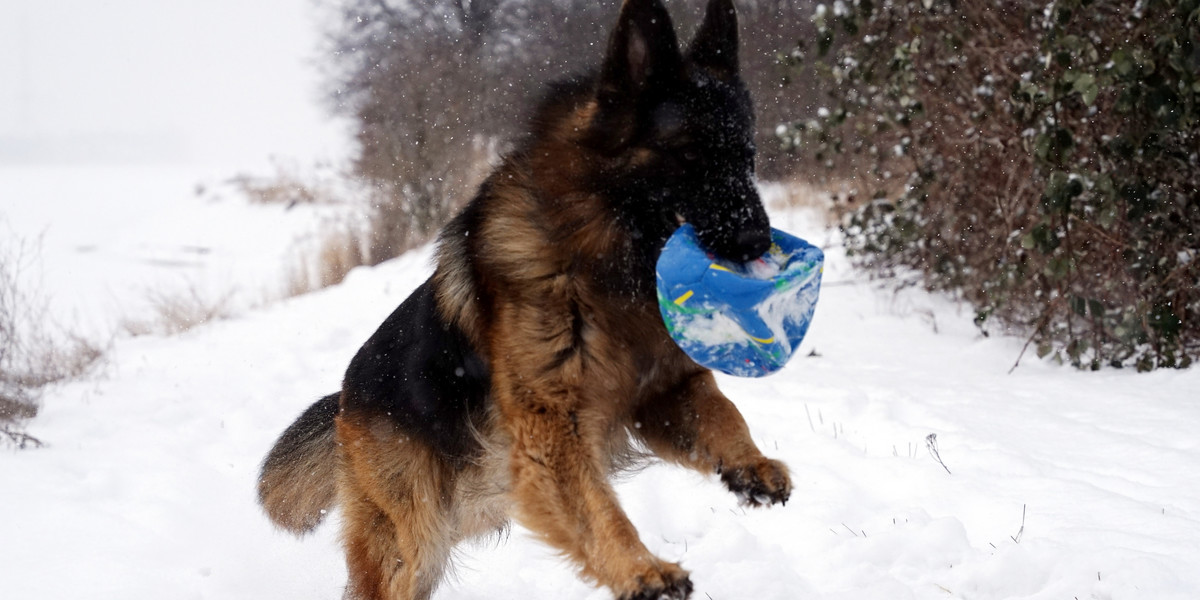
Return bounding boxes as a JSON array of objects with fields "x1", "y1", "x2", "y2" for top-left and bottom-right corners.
[
  {"x1": 120, "y1": 284, "x2": 236, "y2": 337},
  {"x1": 224, "y1": 159, "x2": 379, "y2": 298},
  {"x1": 2, "y1": 235, "x2": 104, "y2": 448},
  {"x1": 762, "y1": 179, "x2": 854, "y2": 231},
  {"x1": 766, "y1": 180, "x2": 837, "y2": 213},
  {"x1": 284, "y1": 224, "x2": 371, "y2": 298},
  {"x1": 230, "y1": 159, "x2": 347, "y2": 208}
]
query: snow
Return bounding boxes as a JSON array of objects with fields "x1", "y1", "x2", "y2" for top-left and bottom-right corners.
[
  {"x1": 0, "y1": 0, "x2": 357, "y2": 336},
  {"x1": 0, "y1": 165, "x2": 353, "y2": 339},
  {"x1": 3, "y1": 196, "x2": 1199, "y2": 599},
  {"x1": 0, "y1": 0, "x2": 349, "y2": 169}
]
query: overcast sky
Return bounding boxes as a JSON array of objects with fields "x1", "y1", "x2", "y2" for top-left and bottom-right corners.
[{"x1": 0, "y1": 0, "x2": 350, "y2": 169}]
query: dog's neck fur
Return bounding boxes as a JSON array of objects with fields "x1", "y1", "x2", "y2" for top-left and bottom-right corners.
[{"x1": 433, "y1": 163, "x2": 663, "y2": 353}]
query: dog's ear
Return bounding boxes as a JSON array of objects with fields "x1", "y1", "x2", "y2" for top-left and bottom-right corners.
[
  {"x1": 688, "y1": 0, "x2": 740, "y2": 78},
  {"x1": 598, "y1": 0, "x2": 684, "y2": 100}
]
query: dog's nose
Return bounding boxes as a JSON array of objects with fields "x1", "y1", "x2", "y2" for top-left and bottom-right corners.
[{"x1": 735, "y1": 228, "x2": 771, "y2": 262}]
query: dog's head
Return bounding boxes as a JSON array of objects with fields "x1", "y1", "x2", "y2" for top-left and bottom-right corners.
[{"x1": 583, "y1": 0, "x2": 770, "y2": 262}]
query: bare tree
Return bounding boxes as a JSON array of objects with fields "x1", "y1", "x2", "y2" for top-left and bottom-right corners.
[{"x1": 323, "y1": 0, "x2": 818, "y2": 261}]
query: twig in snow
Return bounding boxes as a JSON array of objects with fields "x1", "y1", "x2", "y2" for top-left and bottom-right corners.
[
  {"x1": 926, "y1": 433, "x2": 951, "y2": 474},
  {"x1": 1010, "y1": 504, "x2": 1026, "y2": 544},
  {"x1": 1, "y1": 426, "x2": 43, "y2": 449},
  {"x1": 1009, "y1": 329, "x2": 1040, "y2": 374},
  {"x1": 804, "y1": 403, "x2": 815, "y2": 433},
  {"x1": 1008, "y1": 300, "x2": 1061, "y2": 374}
]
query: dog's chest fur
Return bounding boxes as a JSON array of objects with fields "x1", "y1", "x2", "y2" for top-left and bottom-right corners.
[
  {"x1": 436, "y1": 162, "x2": 695, "y2": 416},
  {"x1": 435, "y1": 195, "x2": 687, "y2": 513}
]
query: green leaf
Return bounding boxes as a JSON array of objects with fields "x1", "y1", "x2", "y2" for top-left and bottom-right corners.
[
  {"x1": 1082, "y1": 83, "x2": 1099, "y2": 105},
  {"x1": 1110, "y1": 49, "x2": 1133, "y2": 76},
  {"x1": 1071, "y1": 295, "x2": 1087, "y2": 317},
  {"x1": 1021, "y1": 231, "x2": 1036, "y2": 250},
  {"x1": 1034, "y1": 133, "x2": 1051, "y2": 159},
  {"x1": 1067, "y1": 339, "x2": 1084, "y2": 363},
  {"x1": 1098, "y1": 202, "x2": 1118, "y2": 228},
  {"x1": 817, "y1": 29, "x2": 833, "y2": 57},
  {"x1": 1030, "y1": 222, "x2": 1060, "y2": 253},
  {"x1": 1045, "y1": 255, "x2": 1072, "y2": 279}
]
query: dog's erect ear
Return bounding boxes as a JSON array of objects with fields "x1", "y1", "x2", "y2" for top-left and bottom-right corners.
[
  {"x1": 688, "y1": 0, "x2": 740, "y2": 77},
  {"x1": 598, "y1": 0, "x2": 685, "y2": 98}
]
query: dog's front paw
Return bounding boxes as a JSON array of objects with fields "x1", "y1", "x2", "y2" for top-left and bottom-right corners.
[
  {"x1": 618, "y1": 561, "x2": 693, "y2": 600},
  {"x1": 719, "y1": 457, "x2": 792, "y2": 507}
]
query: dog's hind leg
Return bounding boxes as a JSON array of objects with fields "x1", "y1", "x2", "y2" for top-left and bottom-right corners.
[
  {"x1": 635, "y1": 371, "x2": 792, "y2": 507},
  {"x1": 336, "y1": 415, "x2": 458, "y2": 600}
]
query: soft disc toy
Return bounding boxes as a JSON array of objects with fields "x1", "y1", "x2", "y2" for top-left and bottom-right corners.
[{"x1": 656, "y1": 224, "x2": 824, "y2": 377}]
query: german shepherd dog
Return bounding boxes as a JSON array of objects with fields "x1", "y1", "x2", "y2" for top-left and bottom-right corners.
[{"x1": 258, "y1": 0, "x2": 790, "y2": 598}]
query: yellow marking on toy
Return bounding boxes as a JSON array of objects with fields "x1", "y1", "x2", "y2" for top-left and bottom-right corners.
[
  {"x1": 673, "y1": 290, "x2": 694, "y2": 305},
  {"x1": 709, "y1": 263, "x2": 733, "y2": 273},
  {"x1": 749, "y1": 334, "x2": 776, "y2": 344}
]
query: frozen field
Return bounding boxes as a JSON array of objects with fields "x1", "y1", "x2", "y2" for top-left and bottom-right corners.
[
  {"x1": 0, "y1": 165, "x2": 352, "y2": 338},
  {"x1": 2, "y1": 195, "x2": 1198, "y2": 599}
]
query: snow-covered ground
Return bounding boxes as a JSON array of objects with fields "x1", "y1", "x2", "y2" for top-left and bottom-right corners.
[
  {"x1": 0, "y1": 165, "x2": 354, "y2": 339},
  {"x1": 0, "y1": 0, "x2": 355, "y2": 338},
  {"x1": 2, "y1": 198, "x2": 1198, "y2": 600}
]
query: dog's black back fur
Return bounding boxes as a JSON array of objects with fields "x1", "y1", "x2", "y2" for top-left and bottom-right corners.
[{"x1": 342, "y1": 279, "x2": 489, "y2": 462}]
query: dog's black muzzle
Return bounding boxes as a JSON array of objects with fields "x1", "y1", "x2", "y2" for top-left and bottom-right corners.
[{"x1": 686, "y1": 178, "x2": 771, "y2": 263}]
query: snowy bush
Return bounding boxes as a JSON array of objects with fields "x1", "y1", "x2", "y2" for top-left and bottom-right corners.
[{"x1": 782, "y1": 0, "x2": 1200, "y2": 370}]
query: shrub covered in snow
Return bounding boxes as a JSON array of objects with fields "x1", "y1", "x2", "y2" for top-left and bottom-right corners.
[{"x1": 782, "y1": 0, "x2": 1200, "y2": 370}]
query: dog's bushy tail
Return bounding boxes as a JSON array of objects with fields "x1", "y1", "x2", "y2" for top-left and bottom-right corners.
[{"x1": 257, "y1": 393, "x2": 340, "y2": 535}]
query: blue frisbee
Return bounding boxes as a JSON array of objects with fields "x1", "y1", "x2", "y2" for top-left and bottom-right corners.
[{"x1": 656, "y1": 224, "x2": 824, "y2": 377}]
